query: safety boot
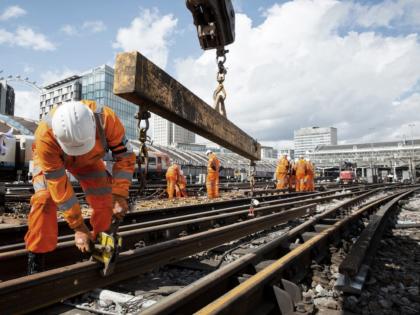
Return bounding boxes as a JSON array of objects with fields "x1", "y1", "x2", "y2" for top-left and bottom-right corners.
[{"x1": 27, "y1": 252, "x2": 45, "y2": 275}]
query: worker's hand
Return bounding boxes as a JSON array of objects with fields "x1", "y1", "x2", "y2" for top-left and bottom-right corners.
[
  {"x1": 112, "y1": 194, "x2": 129, "y2": 220},
  {"x1": 73, "y1": 222, "x2": 92, "y2": 253}
]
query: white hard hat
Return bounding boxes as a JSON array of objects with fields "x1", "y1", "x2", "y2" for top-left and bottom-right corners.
[
  {"x1": 295, "y1": 158, "x2": 299, "y2": 163},
  {"x1": 52, "y1": 101, "x2": 96, "y2": 156},
  {"x1": 180, "y1": 170, "x2": 184, "y2": 176},
  {"x1": 206, "y1": 150, "x2": 212, "y2": 156},
  {"x1": 306, "y1": 158, "x2": 311, "y2": 162},
  {"x1": 287, "y1": 157, "x2": 291, "y2": 161}
]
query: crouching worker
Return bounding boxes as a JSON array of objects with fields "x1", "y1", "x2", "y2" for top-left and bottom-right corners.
[
  {"x1": 178, "y1": 170, "x2": 188, "y2": 198},
  {"x1": 25, "y1": 100, "x2": 135, "y2": 274},
  {"x1": 166, "y1": 163, "x2": 180, "y2": 199}
]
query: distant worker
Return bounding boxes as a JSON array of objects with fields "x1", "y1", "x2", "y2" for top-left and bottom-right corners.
[
  {"x1": 305, "y1": 158, "x2": 315, "y2": 191},
  {"x1": 177, "y1": 170, "x2": 188, "y2": 198},
  {"x1": 275, "y1": 154, "x2": 289, "y2": 190},
  {"x1": 166, "y1": 163, "x2": 180, "y2": 199},
  {"x1": 294, "y1": 156, "x2": 307, "y2": 192},
  {"x1": 25, "y1": 100, "x2": 135, "y2": 274},
  {"x1": 289, "y1": 158, "x2": 296, "y2": 191},
  {"x1": 206, "y1": 150, "x2": 220, "y2": 199}
]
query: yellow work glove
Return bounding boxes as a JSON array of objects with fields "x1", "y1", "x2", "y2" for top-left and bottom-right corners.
[
  {"x1": 113, "y1": 194, "x2": 129, "y2": 220},
  {"x1": 73, "y1": 222, "x2": 92, "y2": 253}
]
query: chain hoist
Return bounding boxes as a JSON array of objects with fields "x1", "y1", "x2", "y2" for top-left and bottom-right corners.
[
  {"x1": 186, "y1": 0, "x2": 235, "y2": 117},
  {"x1": 135, "y1": 108, "x2": 151, "y2": 192},
  {"x1": 248, "y1": 161, "x2": 257, "y2": 217},
  {"x1": 213, "y1": 48, "x2": 228, "y2": 117}
]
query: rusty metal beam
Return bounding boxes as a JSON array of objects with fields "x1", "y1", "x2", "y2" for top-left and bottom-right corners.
[{"x1": 113, "y1": 51, "x2": 261, "y2": 161}]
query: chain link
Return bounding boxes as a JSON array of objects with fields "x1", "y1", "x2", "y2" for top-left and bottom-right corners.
[
  {"x1": 213, "y1": 49, "x2": 228, "y2": 117},
  {"x1": 135, "y1": 109, "x2": 151, "y2": 192}
]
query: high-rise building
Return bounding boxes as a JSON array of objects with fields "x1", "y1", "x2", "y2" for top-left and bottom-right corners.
[
  {"x1": 294, "y1": 126, "x2": 337, "y2": 157},
  {"x1": 278, "y1": 148, "x2": 294, "y2": 160},
  {"x1": 153, "y1": 115, "x2": 195, "y2": 146},
  {"x1": 40, "y1": 65, "x2": 138, "y2": 139},
  {"x1": 0, "y1": 81, "x2": 15, "y2": 115}
]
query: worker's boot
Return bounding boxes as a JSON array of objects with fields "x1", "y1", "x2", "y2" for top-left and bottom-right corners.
[{"x1": 27, "y1": 252, "x2": 45, "y2": 275}]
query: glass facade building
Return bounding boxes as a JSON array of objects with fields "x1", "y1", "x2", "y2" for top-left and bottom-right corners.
[{"x1": 81, "y1": 65, "x2": 137, "y2": 140}]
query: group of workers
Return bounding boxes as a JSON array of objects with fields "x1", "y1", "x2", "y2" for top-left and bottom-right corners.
[
  {"x1": 275, "y1": 155, "x2": 315, "y2": 192},
  {"x1": 166, "y1": 149, "x2": 221, "y2": 200}
]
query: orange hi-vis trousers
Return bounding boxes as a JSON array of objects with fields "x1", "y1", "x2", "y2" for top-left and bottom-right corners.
[
  {"x1": 206, "y1": 174, "x2": 219, "y2": 199},
  {"x1": 305, "y1": 175, "x2": 314, "y2": 191},
  {"x1": 276, "y1": 173, "x2": 288, "y2": 189},
  {"x1": 295, "y1": 175, "x2": 306, "y2": 192},
  {"x1": 25, "y1": 160, "x2": 113, "y2": 253},
  {"x1": 166, "y1": 176, "x2": 177, "y2": 199}
]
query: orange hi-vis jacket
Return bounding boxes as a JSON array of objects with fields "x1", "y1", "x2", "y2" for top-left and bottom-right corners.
[
  {"x1": 207, "y1": 153, "x2": 220, "y2": 180},
  {"x1": 166, "y1": 164, "x2": 180, "y2": 199},
  {"x1": 276, "y1": 157, "x2": 289, "y2": 176},
  {"x1": 294, "y1": 159, "x2": 307, "y2": 178},
  {"x1": 32, "y1": 100, "x2": 136, "y2": 229}
]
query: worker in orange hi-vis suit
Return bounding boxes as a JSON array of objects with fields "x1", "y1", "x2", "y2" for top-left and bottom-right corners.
[
  {"x1": 289, "y1": 158, "x2": 296, "y2": 191},
  {"x1": 305, "y1": 158, "x2": 315, "y2": 191},
  {"x1": 25, "y1": 100, "x2": 135, "y2": 274},
  {"x1": 294, "y1": 156, "x2": 307, "y2": 192},
  {"x1": 166, "y1": 163, "x2": 180, "y2": 199},
  {"x1": 206, "y1": 150, "x2": 221, "y2": 199},
  {"x1": 178, "y1": 170, "x2": 188, "y2": 198},
  {"x1": 275, "y1": 154, "x2": 289, "y2": 189}
]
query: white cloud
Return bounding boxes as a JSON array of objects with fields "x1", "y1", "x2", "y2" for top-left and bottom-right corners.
[
  {"x1": 174, "y1": 0, "x2": 420, "y2": 147},
  {"x1": 61, "y1": 24, "x2": 78, "y2": 36},
  {"x1": 14, "y1": 90, "x2": 40, "y2": 120},
  {"x1": 113, "y1": 8, "x2": 178, "y2": 69},
  {"x1": 0, "y1": 27, "x2": 55, "y2": 51},
  {"x1": 82, "y1": 20, "x2": 106, "y2": 33},
  {"x1": 0, "y1": 5, "x2": 26, "y2": 21},
  {"x1": 40, "y1": 68, "x2": 78, "y2": 86}
]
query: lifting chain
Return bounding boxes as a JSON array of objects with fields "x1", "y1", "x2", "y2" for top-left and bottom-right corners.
[
  {"x1": 213, "y1": 48, "x2": 228, "y2": 118},
  {"x1": 135, "y1": 108, "x2": 151, "y2": 193},
  {"x1": 248, "y1": 161, "x2": 257, "y2": 217}
]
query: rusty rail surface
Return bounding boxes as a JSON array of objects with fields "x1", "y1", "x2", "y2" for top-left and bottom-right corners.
[
  {"x1": 0, "y1": 203, "x2": 318, "y2": 314},
  {"x1": 140, "y1": 189, "x2": 410, "y2": 315}
]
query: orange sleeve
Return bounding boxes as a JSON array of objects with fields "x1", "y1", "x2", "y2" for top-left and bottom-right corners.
[
  {"x1": 102, "y1": 106, "x2": 136, "y2": 197},
  {"x1": 34, "y1": 123, "x2": 83, "y2": 229}
]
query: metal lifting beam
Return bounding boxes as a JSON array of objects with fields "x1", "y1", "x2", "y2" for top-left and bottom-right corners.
[{"x1": 113, "y1": 51, "x2": 261, "y2": 161}]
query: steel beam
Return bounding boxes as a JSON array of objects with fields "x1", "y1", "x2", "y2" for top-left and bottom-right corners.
[{"x1": 113, "y1": 51, "x2": 261, "y2": 161}]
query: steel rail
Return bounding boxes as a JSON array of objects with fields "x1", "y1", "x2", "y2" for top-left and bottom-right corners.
[
  {"x1": 0, "y1": 188, "x2": 365, "y2": 253},
  {"x1": 139, "y1": 188, "x2": 384, "y2": 314},
  {"x1": 193, "y1": 189, "x2": 415, "y2": 315},
  {"x1": 0, "y1": 203, "x2": 318, "y2": 314}
]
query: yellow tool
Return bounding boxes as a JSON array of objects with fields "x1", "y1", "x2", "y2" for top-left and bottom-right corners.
[{"x1": 91, "y1": 218, "x2": 123, "y2": 277}]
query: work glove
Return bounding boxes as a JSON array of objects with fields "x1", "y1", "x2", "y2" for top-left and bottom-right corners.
[
  {"x1": 74, "y1": 222, "x2": 92, "y2": 253},
  {"x1": 113, "y1": 194, "x2": 129, "y2": 220}
]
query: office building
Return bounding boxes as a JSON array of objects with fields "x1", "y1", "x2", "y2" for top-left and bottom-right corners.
[
  {"x1": 294, "y1": 126, "x2": 337, "y2": 157},
  {"x1": 153, "y1": 115, "x2": 195, "y2": 146},
  {"x1": 40, "y1": 65, "x2": 137, "y2": 139},
  {"x1": 278, "y1": 148, "x2": 294, "y2": 160},
  {"x1": 261, "y1": 146, "x2": 277, "y2": 159},
  {"x1": 0, "y1": 81, "x2": 15, "y2": 115}
]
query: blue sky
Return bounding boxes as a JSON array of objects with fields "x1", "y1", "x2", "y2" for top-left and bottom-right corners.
[
  {"x1": 1, "y1": 0, "x2": 420, "y2": 147},
  {"x1": 0, "y1": 0, "x2": 281, "y2": 82}
]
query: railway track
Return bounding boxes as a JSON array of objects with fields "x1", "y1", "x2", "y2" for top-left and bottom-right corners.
[
  {"x1": 0, "y1": 188, "x2": 370, "y2": 280},
  {"x1": 141, "y1": 188, "x2": 416, "y2": 315},
  {"x1": 0, "y1": 185, "x2": 402, "y2": 314}
]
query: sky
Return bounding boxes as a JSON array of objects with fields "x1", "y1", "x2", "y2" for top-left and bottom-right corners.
[{"x1": 1, "y1": 0, "x2": 420, "y2": 149}]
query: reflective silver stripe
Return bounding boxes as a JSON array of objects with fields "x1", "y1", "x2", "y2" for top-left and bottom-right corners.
[
  {"x1": 75, "y1": 171, "x2": 107, "y2": 181},
  {"x1": 57, "y1": 195, "x2": 78, "y2": 211},
  {"x1": 84, "y1": 186, "x2": 112, "y2": 196},
  {"x1": 33, "y1": 181, "x2": 47, "y2": 192},
  {"x1": 113, "y1": 171, "x2": 133, "y2": 181},
  {"x1": 44, "y1": 168, "x2": 66, "y2": 180},
  {"x1": 113, "y1": 151, "x2": 134, "y2": 159},
  {"x1": 32, "y1": 166, "x2": 42, "y2": 176}
]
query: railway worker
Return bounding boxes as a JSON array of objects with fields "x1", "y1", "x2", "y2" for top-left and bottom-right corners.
[
  {"x1": 275, "y1": 154, "x2": 289, "y2": 190},
  {"x1": 166, "y1": 163, "x2": 181, "y2": 199},
  {"x1": 25, "y1": 100, "x2": 135, "y2": 274},
  {"x1": 206, "y1": 150, "x2": 221, "y2": 199},
  {"x1": 294, "y1": 156, "x2": 307, "y2": 192},
  {"x1": 288, "y1": 158, "x2": 296, "y2": 191},
  {"x1": 177, "y1": 170, "x2": 188, "y2": 198},
  {"x1": 305, "y1": 158, "x2": 315, "y2": 191}
]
